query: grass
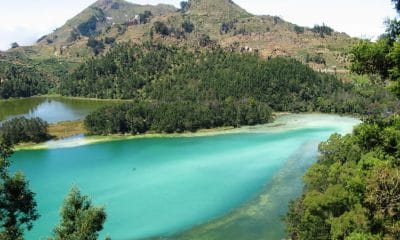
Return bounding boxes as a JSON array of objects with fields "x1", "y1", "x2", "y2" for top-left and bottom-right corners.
[{"x1": 48, "y1": 120, "x2": 86, "y2": 139}]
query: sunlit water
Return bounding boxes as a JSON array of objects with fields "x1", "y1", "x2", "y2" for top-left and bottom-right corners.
[{"x1": 10, "y1": 114, "x2": 360, "y2": 240}]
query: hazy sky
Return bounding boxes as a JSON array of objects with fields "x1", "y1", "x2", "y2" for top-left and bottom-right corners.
[{"x1": 0, "y1": 0, "x2": 397, "y2": 50}]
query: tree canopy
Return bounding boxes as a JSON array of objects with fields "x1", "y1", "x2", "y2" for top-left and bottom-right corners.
[
  {"x1": 286, "y1": 115, "x2": 400, "y2": 239},
  {"x1": 0, "y1": 117, "x2": 50, "y2": 145},
  {"x1": 0, "y1": 62, "x2": 53, "y2": 99},
  {"x1": 350, "y1": 0, "x2": 400, "y2": 97},
  {"x1": 51, "y1": 187, "x2": 107, "y2": 240},
  {"x1": 0, "y1": 140, "x2": 39, "y2": 240}
]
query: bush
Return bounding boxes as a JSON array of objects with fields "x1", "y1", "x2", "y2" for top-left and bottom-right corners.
[
  {"x1": 294, "y1": 25, "x2": 305, "y2": 34},
  {"x1": 182, "y1": 20, "x2": 194, "y2": 33},
  {"x1": 154, "y1": 21, "x2": 170, "y2": 36},
  {"x1": 312, "y1": 24, "x2": 334, "y2": 37},
  {"x1": 10, "y1": 42, "x2": 19, "y2": 49},
  {"x1": 87, "y1": 37, "x2": 105, "y2": 55}
]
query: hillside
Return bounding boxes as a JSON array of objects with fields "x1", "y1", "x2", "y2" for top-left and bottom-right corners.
[{"x1": 6, "y1": 0, "x2": 358, "y2": 71}]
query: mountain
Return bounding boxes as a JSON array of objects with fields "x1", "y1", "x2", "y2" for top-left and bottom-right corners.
[
  {"x1": 6, "y1": 0, "x2": 358, "y2": 71},
  {"x1": 36, "y1": 0, "x2": 177, "y2": 45}
]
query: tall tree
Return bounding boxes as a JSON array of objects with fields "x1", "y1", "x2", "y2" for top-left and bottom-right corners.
[
  {"x1": 0, "y1": 139, "x2": 39, "y2": 240},
  {"x1": 51, "y1": 187, "x2": 107, "y2": 240}
]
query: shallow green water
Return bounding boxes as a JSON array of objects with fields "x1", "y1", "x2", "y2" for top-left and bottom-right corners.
[
  {"x1": 0, "y1": 96, "x2": 114, "y2": 123},
  {"x1": 10, "y1": 114, "x2": 360, "y2": 240}
]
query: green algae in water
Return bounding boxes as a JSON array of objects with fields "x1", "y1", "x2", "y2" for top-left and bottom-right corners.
[{"x1": 10, "y1": 114, "x2": 360, "y2": 240}]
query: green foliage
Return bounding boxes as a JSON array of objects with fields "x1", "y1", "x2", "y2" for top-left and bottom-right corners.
[
  {"x1": 139, "y1": 10, "x2": 152, "y2": 24},
  {"x1": 0, "y1": 62, "x2": 53, "y2": 99},
  {"x1": 286, "y1": 115, "x2": 400, "y2": 240},
  {"x1": 182, "y1": 20, "x2": 195, "y2": 33},
  {"x1": 350, "y1": 6, "x2": 400, "y2": 97},
  {"x1": 60, "y1": 42, "x2": 397, "y2": 117},
  {"x1": 84, "y1": 98, "x2": 273, "y2": 135},
  {"x1": 0, "y1": 117, "x2": 50, "y2": 144},
  {"x1": 87, "y1": 37, "x2": 105, "y2": 55},
  {"x1": 350, "y1": 39, "x2": 392, "y2": 79},
  {"x1": 154, "y1": 21, "x2": 170, "y2": 36},
  {"x1": 0, "y1": 140, "x2": 39, "y2": 240},
  {"x1": 220, "y1": 19, "x2": 238, "y2": 34},
  {"x1": 383, "y1": 19, "x2": 400, "y2": 44},
  {"x1": 312, "y1": 24, "x2": 334, "y2": 37},
  {"x1": 77, "y1": 8, "x2": 105, "y2": 37},
  {"x1": 104, "y1": 37, "x2": 116, "y2": 45},
  {"x1": 50, "y1": 187, "x2": 107, "y2": 240},
  {"x1": 10, "y1": 42, "x2": 19, "y2": 49},
  {"x1": 305, "y1": 53, "x2": 326, "y2": 65},
  {"x1": 180, "y1": 1, "x2": 191, "y2": 13},
  {"x1": 78, "y1": 16, "x2": 99, "y2": 37},
  {"x1": 68, "y1": 28, "x2": 80, "y2": 43},
  {"x1": 294, "y1": 25, "x2": 305, "y2": 34}
]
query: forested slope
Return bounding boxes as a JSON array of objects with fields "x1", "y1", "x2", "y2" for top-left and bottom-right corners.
[
  {"x1": 286, "y1": 116, "x2": 400, "y2": 239},
  {"x1": 59, "y1": 42, "x2": 398, "y2": 134},
  {"x1": 0, "y1": 61, "x2": 53, "y2": 99}
]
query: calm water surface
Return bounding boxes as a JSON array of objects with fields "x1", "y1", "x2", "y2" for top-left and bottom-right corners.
[
  {"x1": 0, "y1": 96, "x2": 114, "y2": 123},
  {"x1": 10, "y1": 114, "x2": 360, "y2": 240}
]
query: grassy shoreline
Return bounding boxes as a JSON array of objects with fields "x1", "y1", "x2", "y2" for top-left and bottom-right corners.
[
  {"x1": 14, "y1": 112, "x2": 284, "y2": 151},
  {"x1": 14, "y1": 112, "x2": 361, "y2": 151},
  {"x1": 14, "y1": 124, "x2": 240, "y2": 151}
]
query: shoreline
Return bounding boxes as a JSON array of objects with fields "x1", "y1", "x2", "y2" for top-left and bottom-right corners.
[
  {"x1": 15, "y1": 113, "x2": 361, "y2": 151},
  {"x1": 0, "y1": 94, "x2": 131, "y2": 102}
]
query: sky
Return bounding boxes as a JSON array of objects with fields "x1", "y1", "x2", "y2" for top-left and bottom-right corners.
[{"x1": 0, "y1": 0, "x2": 397, "y2": 50}]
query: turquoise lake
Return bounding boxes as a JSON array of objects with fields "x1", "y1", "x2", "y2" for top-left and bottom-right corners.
[{"x1": 10, "y1": 114, "x2": 360, "y2": 240}]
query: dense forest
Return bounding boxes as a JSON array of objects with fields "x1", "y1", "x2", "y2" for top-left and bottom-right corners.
[
  {"x1": 0, "y1": 117, "x2": 50, "y2": 144},
  {"x1": 61, "y1": 42, "x2": 398, "y2": 133},
  {"x1": 286, "y1": 116, "x2": 400, "y2": 239},
  {"x1": 85, "y1": 98, "x2": 272, "y2": 134},
  {"x1": 286, "y1": 2, "x2": 400, "y2": 239},
  {"x1": 60, "y1": 42, "x2": 395, "y2": 114},
  {"x1": 0, "y1": 62, "x2": 53, "y2": 99}
]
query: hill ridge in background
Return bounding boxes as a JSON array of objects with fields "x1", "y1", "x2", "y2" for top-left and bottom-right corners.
[{"x1": 5, "y1": 0, "x2": 357, "y2": 73}]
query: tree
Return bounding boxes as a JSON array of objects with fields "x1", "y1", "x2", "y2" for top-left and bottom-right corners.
[
  {"x1": 10, "y1": 42, "x2": 19, "y2": 49},
  {"x1": 139, "y1": 10, "x2": 152, "y2": 24},
  {"x1": 153, "y1": 21, "x2": 170, "y2": 36},
  {"x1": 294, "y1": 25, "x2": 305, "y2": 34},
  {"x1": 87, "y1": 37, "x2": 105, "y2": 55},
  {"x1": 0, "y1": 117, "x2": 50, "y2": 144},
  {"x1": 350, "y1": 39, "x2": 392, "y2": 80},
  {"x1": 51, "y1": 187, "x2": 107, "y2": 240},
  {"x1": 312, "y1": 24, "x2": 334, "y2": 37},
  {"x1": 349, "y1": 1, "x2": 400, "y2": 96},
  {"x1": 0, "y1": 139, "x2": 39, "y2": 240},
  {"x1": 286, "y1": 116, "x2": 400, "y2": 239},
  {"x1": 182, "y1": 20, "x2": 194, "y2": 33},
  {"x1": 180, "y1": 1, "x2": 190, "y2": 13}
]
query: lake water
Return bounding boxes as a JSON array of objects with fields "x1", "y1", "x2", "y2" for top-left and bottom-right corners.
[
  {"x1": 0, "y1": 96, "x2": 114, "y2": 123},
  {"x1": 10, "y1": 114, "x2": 360, "y2": 240}
]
